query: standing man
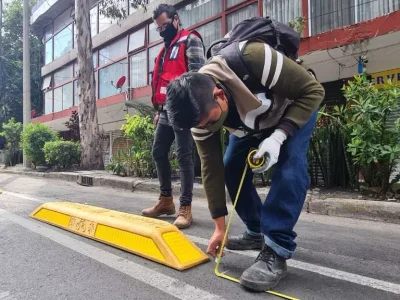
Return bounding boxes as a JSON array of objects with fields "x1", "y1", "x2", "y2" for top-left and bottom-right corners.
[
  {"x1": 165, "y1": 38, "x2": 324, "y2": 290},
  {"x1": 141, "y1": 4, "x2": 205, "y2": 229}
]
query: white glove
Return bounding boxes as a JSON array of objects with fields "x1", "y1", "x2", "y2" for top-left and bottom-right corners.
[{"x1": 252, "y1": 129, "x2": 287, "y2": 173}]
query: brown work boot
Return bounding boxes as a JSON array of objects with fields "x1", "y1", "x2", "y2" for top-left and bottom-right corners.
[
  {"x1": 141, "y1": 195, "x2": 175, "y2": 217},
  {"x1": 173, "y1": 205, "x2": 193, "y2": 229}
]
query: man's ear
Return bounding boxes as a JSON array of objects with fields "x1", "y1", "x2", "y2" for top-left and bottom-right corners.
[{"x1": 213, "y1": 86, "x2": 225, "y2": 98}]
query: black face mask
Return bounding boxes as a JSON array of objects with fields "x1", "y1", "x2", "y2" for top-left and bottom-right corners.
[{"x1": 160, "y1": 22, "x2": 178, "y2": 41}]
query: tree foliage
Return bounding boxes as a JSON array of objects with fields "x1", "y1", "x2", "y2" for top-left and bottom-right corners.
[
  {"x1": 21, "y1": 123, "x2": 58, "y2": 167},
  {"x1": 0, "y1": 0, "x2": 42, "y2": 127},
  {"x1": 329, "y1": 75, "x2": 400, "y2": 194}
]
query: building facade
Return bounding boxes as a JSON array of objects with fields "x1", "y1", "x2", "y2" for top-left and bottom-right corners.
[{"x1": 31, "y1": 0, "x2": 400, "y2": 165}]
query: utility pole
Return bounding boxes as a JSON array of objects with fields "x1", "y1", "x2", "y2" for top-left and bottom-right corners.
[{"x1": 23, "y1": 0, "x2": 31, "y2": 168}]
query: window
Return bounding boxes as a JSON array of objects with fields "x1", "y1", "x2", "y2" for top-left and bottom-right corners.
[
  {"x1": 196, "y1": 19, "x2": 222, "y2": 49},
  {"x1": 93, "y1": 52, "x2": 98, "y2": 68},
  {"x1": 62, "y1": 83, "x2": 73, "y2": 110},
  {"x1": 263, "y1": 0, "x2": 302, "y2": 25},
  {"x1": 42, "y1": 75, "x2": 52, "y2": 90},
  {"x1": 45, "y1": 92, "x2": 53, "y2": 115},
  {"x1": 54, "y1": 24, "x2": 73, "y2": 59},
  {"x1": 90, "y1": 6, "x2": 98, "y2": 37},
  {"x1": 54, "y1": 83, "x2": 73, "y2": 112},
  {"x1": 130, "y1": 51, "x2": 147, "y2": 88},
  {"x1": 148, "y1": 22, "x2": 161, "y2": 44},
  {"x1": 310, "y1": 0, "x2": 355, "y2": 35},
  {"x1": 53, "y1": 87, "x2": 63, "y2": 113},
  {"x1": 99, "y1": 60, "x2": 128, "y2": 98},
  {"x1": 358, "y1": 0, "x2": 400, "y2": 22},
  {"x1": 45, "y1": 39, "x2": 53, "y2": 64},
  {"x1": 43, "y1": 24, "x2": 52, "y2": 42},
  {"x1": 74, "y1": 80, "x2": 78, "y2": 106},
  {"x1": 54, "y1": 65, "x2": 73, "y2": 86},
  {"x1": 226, "y1": 0, "x2": 247, "y2": 9},
  {"x1": 129, "y1": 28, "x2": 146, "y2": 52},
  {"x1": 148, "y1": 43, "x2": 164, "y2": 84},
  {"x1": 227, "y1": 3, "x2": 258, "y2": 32},
  {"x1": 54, "y1": 9, "x2": 73, "y2": 33},
  {"x1": 99, "y1": 37, "x2": 128, "y2": 66},
  {"x1": 178, "y1": 0, "x2": 222, "y2": 27}
]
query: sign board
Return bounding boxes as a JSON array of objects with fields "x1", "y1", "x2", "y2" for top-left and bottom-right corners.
[{"x1": 370, "y1": 68, "x2": 400, "y2": 89}]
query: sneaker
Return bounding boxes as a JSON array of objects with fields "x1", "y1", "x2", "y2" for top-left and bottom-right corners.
[
  {"x1": 173, "y1": 205, "x2": 192, "y2": 229},
  {"x1": 239, "y1": 245, "x2": 288, "y2": 292},
  {"x1": 141, "y1": 195, "x2": 175, "y2": 217},
  {"x1": 226, "y1": 232, "x2": 263, "y2": 250}
]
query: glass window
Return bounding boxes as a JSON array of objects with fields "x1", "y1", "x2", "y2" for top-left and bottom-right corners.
[
  {"x1": 45, "y1": 39, "x2": 53, "y2": 64},
  {"x1": 263, "y1": 0, "x2": 302, "y2": 25},
  {"x1": 90, "y1": 6, "x2": 98, "y2": 37},
  {"x1": 148, "y1": 43, "x2": 164, "y2": 84},
  {"x1": 93, "y1": 52, "x2": 98, "y2": 68},
  {"x1": 43, "y1": 24, "x2": 52, "y2": 42},
  {"x1": 227, "y1": 3, "x2": 258, "y2": 32},
  {"x1": 53, "y1": 83, "x2": 73, "y2": 112},
  {"x1": 129, "y1": 28, "x2": 146, "y2": 52},
  {"x1": 54, "y1": 24, "x2": 73, "y2": 59},
  {"x1": 74, "y1": 80, "x2": 78, "y2": 106},
  {"x1": 53, "y1": 87, "x2": 63, "y2": 113},
  {"x1": 54, "y1": 8, "x2": 73, "y2": 33},
  {"x1": 99, "y1": 37, "x2": 128, "y2": 66},
  {"x1": 42, "y1": 75, "x2": 52, "y2": 90},
  {"x1": 62, "y1": 83, "x2": 73, "y2": 110},
  {"x1": 148, "y1": 22, "x2": 161, "y2": 44},
  {"x1": 54, "y1": 65, "x2": 73, "y2": 86},
  {"x1": 98, "y1": 2, "x2": 114, "y2": 33},
  {"x1": 44, "y1": 91, "x2": 53, "y2": 115},
  {"x1": 358, "y1": 0, "x2": 400, "y2": 22},
  {"x1": 178, "y1": 0, "x2": 222, "y2": 27},
  {"x1": 130, "y1": 51, "x2": 147, "y2": 88},
  {"x1": 99, "y1": 59, "x2": 128, "y2": 99},
  {"x1": 310, "y1": 0, "x2": 355, "y2": 35},
  {"x1": 195, "y1": 19, "x2": 222, "y2": 50},
  {"x1": 226, "y1": 0, "x2": 247, "y2": 9}
]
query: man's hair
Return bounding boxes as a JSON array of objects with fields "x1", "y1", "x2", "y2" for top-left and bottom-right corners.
[
  {"x1": 166, "y1": 73, "x2": 216, "y2": 129},
  {"x1": 153, "y1": 4, "x2": 181, "y2": 24}
]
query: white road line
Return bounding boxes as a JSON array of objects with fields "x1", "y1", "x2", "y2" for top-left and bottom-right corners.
[
  {"x1": 3, "y1": 191, "x2": 400, "y2": 295},
  {"x1": 0, "y1": 209, "x2": 225, "y2": 300},
  {"x1": 187, "y1": 235, "x2": 400, "y2": 295}
]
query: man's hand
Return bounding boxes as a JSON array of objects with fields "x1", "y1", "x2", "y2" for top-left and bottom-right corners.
[
  {"x1": 207, "y1": 229, "x2": 226, "y2": 258},
  {"x1": 206, "y1": 216, "x2": 226, "y2": 258},
  {"x1": 252, "y1": 129, "x2": 287, "y2": 173},
  {"x1": 153, "y1": 112, "x2": 160, "y2": 127}
]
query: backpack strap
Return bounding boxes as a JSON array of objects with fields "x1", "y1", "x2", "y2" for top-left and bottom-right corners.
[{"x1": 219, "y1": 41, "x2": 265, "y2": 93}]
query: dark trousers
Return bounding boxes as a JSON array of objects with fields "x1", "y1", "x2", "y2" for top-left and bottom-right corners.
[
  {"x1": 152, "y1": 111, "x2": 194, "y2": 206},
  {"x1": 223, "y1": 111, "x2": 318, "y2": 258}
]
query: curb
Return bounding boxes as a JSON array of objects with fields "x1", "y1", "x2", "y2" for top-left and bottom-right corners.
[
  {"x1": 2, "y1": 169, "x2": 400, "y2": 224},
  {"x1": 307, "y1": 198, "x2": 400, "y2": 224}
]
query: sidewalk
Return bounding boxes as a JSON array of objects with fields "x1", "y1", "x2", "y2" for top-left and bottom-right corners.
[{"x1": 1, "y1": 166, "x2": 400, "y2": 224}]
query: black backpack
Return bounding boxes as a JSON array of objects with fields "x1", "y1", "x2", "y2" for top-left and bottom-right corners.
[{"x1": 206, "y1": 16, "x2": 301, "y2": 92}]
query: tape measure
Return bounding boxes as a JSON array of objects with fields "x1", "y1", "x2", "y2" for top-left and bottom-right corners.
[
  {"x1": 214, "y1": 151, "x2": 299, "y2": 300},
  {"x1": 247, "y1": 149, "x2": 266, "y2": 169}
]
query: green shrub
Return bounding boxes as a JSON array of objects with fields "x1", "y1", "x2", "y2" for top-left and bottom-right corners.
[
  {"x1": 21, "y1": 123, "x2": 58, "y2": 167},
  {"x1": 0, "y1": 118, "x2": 23, "y2": 166},
  {"x1": 43, "y1": 140, "x2": 81, "y2": 169},
  {"x1": 120, "y1": 114, "x2": 156, "y2": 177}
]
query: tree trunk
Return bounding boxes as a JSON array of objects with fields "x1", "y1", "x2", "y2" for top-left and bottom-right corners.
[{"x1": 75, "y1": 0, "x2": 103, "y2": 170}]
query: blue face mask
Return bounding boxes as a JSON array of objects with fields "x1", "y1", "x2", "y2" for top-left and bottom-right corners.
[{"x1": 206, "y1": 102, "x2": 228, "y2": 133}]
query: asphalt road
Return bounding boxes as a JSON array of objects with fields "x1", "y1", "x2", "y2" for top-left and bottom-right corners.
[{"x1": 0, "y1": 173, "x2": 399, "y2": 300}]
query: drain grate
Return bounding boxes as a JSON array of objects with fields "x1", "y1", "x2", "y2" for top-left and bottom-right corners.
[{"x1": 77, "y1": 175, "x2": 94, "y2": 187}]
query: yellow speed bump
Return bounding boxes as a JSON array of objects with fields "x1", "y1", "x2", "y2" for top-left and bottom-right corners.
[{"x1": 30, "y1": 202, "x2": 209, "y2": 270}]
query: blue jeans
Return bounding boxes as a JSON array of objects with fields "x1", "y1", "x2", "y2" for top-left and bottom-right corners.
[{"x1": 223, "y1": 111, "x2": 317, "y2": 259}]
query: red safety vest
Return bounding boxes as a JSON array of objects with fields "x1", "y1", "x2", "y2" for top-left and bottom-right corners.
[{"x1": 151, "y1": 29, "x2": 201, "y2": 110}]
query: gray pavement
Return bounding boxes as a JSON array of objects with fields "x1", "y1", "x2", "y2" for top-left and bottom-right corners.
[{"x1": 0, "y1": 173, "x2": 399, "y2": 300}]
